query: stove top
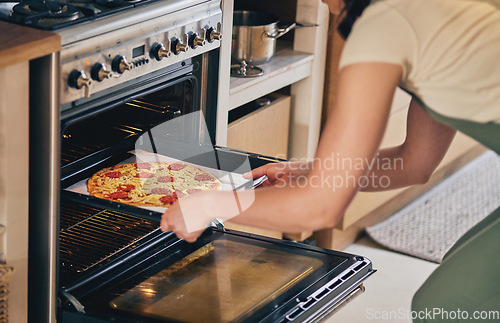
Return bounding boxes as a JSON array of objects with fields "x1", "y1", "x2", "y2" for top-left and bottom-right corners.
[{"x1": 0, "y1": 0, "x2": 160, "y2": 30}]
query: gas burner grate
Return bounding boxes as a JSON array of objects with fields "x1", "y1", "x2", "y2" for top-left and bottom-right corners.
[
  {"x1": 10, "y1": 0, "x2": 87, "y2": 26},
  {"x1": 59, "y1": 201, "x2": 160, "y2": 273}
]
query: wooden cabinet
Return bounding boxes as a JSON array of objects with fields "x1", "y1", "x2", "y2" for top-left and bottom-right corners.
[
  {"x1": 0, "y1": 21, "x2": 60, "y2": 323},
  {"x1": 217, "y1": 0, "x2": 330, "y2": 239},
  {"x1": 227, "y1": 94, "x2": 291, "y2": 159}
]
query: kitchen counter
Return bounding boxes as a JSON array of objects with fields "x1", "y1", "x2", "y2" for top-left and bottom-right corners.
[
  {"x1": 0, "y1": 20, "x2": 60, "y2": 323},
  {"x1": 0, "y1": 21, "x2": 60, "y2": 68}
]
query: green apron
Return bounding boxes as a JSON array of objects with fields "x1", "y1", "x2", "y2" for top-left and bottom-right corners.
[
  {"x1": 363, "y1": 0, "x2": 500, "y2": 320},
  {"x1": 404, "y1": 96, "x2": 500, "y2": 321},
  {"x1": 409, "y1": 95, "x2": 500, "y2": 154}
]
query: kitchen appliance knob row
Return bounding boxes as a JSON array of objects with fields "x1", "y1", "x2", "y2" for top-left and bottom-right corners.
[{"x1": 66, "y1": 25, "x2": 222, "y2": 97}]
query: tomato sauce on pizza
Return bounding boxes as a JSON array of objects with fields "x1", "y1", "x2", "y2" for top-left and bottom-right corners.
[{"x1": 87, "y1": 162, "x2": 221, "y2": 207}]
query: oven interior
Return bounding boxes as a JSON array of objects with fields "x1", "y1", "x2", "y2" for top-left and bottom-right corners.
[
  {"x1": 57, "y1": 60, "x2": 285, "y2": 287},
  {"x1": 60, "y1": 70, "x2": 199, "y2": 186}
]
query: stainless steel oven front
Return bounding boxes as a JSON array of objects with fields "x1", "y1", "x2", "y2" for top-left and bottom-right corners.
[
  {"x1": 28, "y1": 0, "x2": 223, "y2": 321},
  {"x1": 26, "y1": 0, "x2": 375, "y2": 321}
]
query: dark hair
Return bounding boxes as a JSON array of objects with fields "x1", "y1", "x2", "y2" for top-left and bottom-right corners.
[{"x1": 337, "y1": 0, "x2": 371, "y2": 39}]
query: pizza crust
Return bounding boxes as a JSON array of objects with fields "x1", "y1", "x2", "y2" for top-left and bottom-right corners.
[{"x1": 87, "y1": 162, "x2": 221, "y2": 207}]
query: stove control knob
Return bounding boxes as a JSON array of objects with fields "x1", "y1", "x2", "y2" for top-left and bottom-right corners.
[
  {"x1": 189, "y1": 32, "x2": 206, "y2": 49},
  {"x1": 207, "y1": 22, "x2": 223, "y2": 43},
  {"x1": 68, "y1": 70, "x2": 92, "y2": 97},
  {"x1": 151, "y1": 42, "x2": 171, "y2": 61},
  {"x1": 90, "y1": 63, "x2": 112, "y2": 81},
  {"x1": 112, "y1": 56, "x2": 133, "y2": 74},
  {"x1": 171, "y1": 37, "x2": 189, "y2": 55}
]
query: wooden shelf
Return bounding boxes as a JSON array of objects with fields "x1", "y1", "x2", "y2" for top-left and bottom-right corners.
[
  {"x1": 216, "y1": 0, "x2": 329, "y2": 160},
  {"x1": 229, "y1": 48, "x2": 313, "y2": 110}
]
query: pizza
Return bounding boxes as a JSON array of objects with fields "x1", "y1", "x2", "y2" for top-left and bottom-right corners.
[{"x1": 87, "y1": 162, "x2": 221, "y2": 207}]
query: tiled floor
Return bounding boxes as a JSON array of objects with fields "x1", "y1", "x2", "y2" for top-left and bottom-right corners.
[{"x1": 324, "y1": 237, "x2": 439, "y2": 323}]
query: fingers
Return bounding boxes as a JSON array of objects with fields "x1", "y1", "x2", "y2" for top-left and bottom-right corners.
[
  {"x1": 243, "y1": 163, "x2": 288, "y2": 181},
  {"x1": 160, "y1": 202, "x2": 204, "y2": 243},
  {"x1": 160, "y1": 203, "x2": 174, "y2": 232},
  {"x1": 242, "y1": 164, "x2": 271, "y2": 179},
  {"x1": 180, "y1": 230, "x2": 204, "y2": 243}
]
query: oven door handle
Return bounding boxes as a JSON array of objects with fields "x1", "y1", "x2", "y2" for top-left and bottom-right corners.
[
  {"x1": 60, "y1": 290, "x2": 86, "y2": 314},
  {"x1": 211, "y1": 175, "x2": 267, "y2": 231}
]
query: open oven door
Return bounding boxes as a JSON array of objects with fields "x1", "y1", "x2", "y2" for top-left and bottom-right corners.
[{"x1": 59, "y1": 218, "x2": 374, "y2": 323}]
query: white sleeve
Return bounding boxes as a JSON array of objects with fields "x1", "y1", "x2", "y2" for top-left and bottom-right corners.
[{"x1": 338, "y1": 2, "x2": 417, "y2": 80}]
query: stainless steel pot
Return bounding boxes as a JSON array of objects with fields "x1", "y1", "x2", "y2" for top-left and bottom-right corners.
[{"x1": 232, "y1": 11, "x2": 296, "y2": 65}]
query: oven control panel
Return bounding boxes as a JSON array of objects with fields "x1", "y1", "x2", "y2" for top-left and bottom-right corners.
[{"x1": 60, "y1": 0, "x2": 222, "y2": 105}]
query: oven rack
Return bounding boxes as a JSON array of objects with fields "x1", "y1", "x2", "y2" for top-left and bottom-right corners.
[
  {"x1": 59, "y1": 203, "x2": 160, "y2": 273},
  {"x1": 59, "y1": 190, "x2": 170, "y2": 289}
]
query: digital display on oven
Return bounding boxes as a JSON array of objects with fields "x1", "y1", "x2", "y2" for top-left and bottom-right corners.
[{"x1": 133, "y1": 45, "x2": 145, "y2": 58}]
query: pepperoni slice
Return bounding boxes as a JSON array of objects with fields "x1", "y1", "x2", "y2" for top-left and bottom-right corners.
[
  {"x1": 160, "y1": 195, "x2": 177, "y2": 205},
  {"x1": 158, "y1": 176, "x2": 174, "y2": 183},
  {"x1": 109, "y1": 191, "x2": 129, "y2": 199},
  {"x1": 194, "y1": 174, "x2": 212, "y2": 182},
  {"x1": 186, "y1": 188, "x2": 202, "y2": 195},
  {"x1": 169, "y1": 164, "x2": 186, "y2": 171},
  {"x1": 136, "y1": 172, "x2": 154, "y2": 178},
  {"x1": 151, "y1": 187, "x2": 171, "y2": 195},
  {"x1": 117, "y1": 184, "x2": 135, "y2": 192},
  {"x1": 135, "y1": 163, "x2": 151, "y2": 169},
  {"x1": 105, "y1": 171, "x2": 122, "y2": 178}
]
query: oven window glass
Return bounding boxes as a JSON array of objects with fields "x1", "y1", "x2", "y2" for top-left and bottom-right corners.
[
  {"x1": 61, "y1": 78, "x2": 194, "y2": 168},
  {"x1": 109, "y1": 239, "x2": 323, "y2": 322}
]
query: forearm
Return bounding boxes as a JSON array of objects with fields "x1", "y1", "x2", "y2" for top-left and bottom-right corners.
[
  {"x1": 360, "y1": 145, "x2": 414, "y2": 192},
  {"x1": 217, "y1": 184, "x2": 346, "y2": 233},
  {"x1": 361, "y1": 100, "x2": 457, "y2": 192},
  {"x1": 163, "y1": 63, "x2": 404, "y2": 241}
]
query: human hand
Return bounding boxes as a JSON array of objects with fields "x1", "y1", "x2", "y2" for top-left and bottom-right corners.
[
  {"x1": 160, "y1": 189, "x2": 255, "y2": 242},
  {"x1": 160, "y1": 194, "x2": 210, "y2": 242},
  {"x1": 243, "y1": 161, "x2": 312, "y2": 187}
]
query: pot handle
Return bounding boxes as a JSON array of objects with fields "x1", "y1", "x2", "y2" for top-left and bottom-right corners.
[
  {"x1": 265, "y1": 22, "x2": 319, "y2": 39},
  {"x1": 265, "y1": 23, "x2": 297, "y2": 39}
]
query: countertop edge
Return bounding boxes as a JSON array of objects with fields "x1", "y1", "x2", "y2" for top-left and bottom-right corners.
[{"x1": 0, "y1": 21, "x2": 61, "y2": 68}]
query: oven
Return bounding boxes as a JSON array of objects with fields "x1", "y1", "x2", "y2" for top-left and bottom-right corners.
[
  {"x1": 54, "y1": 83, "x2": 376, "y2": 322},
  {"x1": 0, "y1": 0, "x2": 376, "y2": 321}
]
